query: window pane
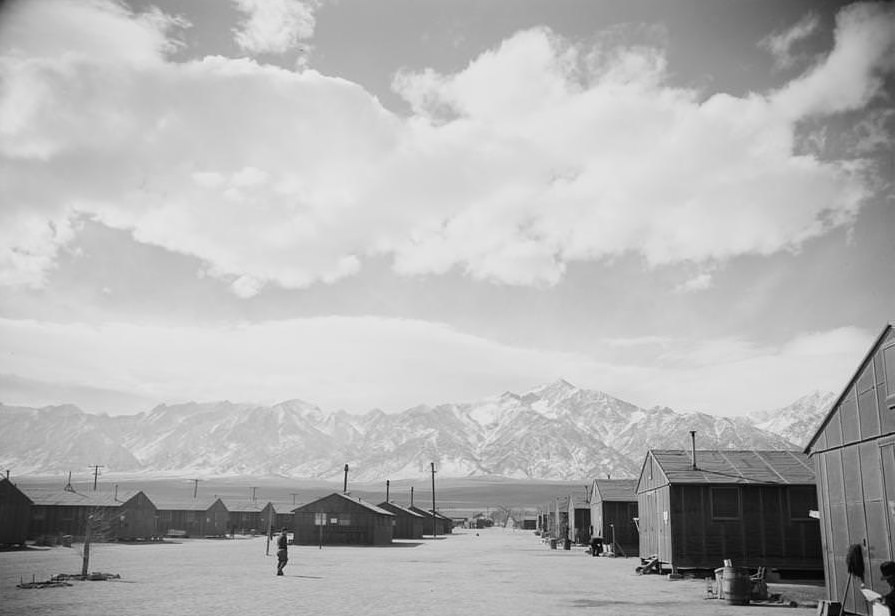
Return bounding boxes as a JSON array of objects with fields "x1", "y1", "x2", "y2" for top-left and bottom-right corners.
[
  {"x1": 711, "y1": 488, "x2": 739, "y2": 519},
  {"x1": 884, "y1": 345, "x2": 895, "y2": 393}
]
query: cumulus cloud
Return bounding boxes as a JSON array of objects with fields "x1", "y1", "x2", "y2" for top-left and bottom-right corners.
[
  {"x1": 760, "y1": 12, "x2": 821, "y2": 69},
  {"x1": 772, "y1": 2, "x2": 895, "y2": 119},
  {"x1": 0, "y1": 0, "x2": 893, "y2": 293},
  {"x1": 232, "y1": 0, "x2": 317, "y2": 54},
  {"x1": 0, "y1": 316, "x2": 872, "y2": 415}
]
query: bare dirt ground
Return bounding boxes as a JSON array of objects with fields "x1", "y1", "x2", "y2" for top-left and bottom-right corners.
[{"x1": 0, "y1": 527, "x2": 824, "y2": 616}]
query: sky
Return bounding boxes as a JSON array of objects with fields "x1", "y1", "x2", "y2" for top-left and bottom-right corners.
[{"x1": 0, "y1": 0, "x2": 892, "y2": 417}]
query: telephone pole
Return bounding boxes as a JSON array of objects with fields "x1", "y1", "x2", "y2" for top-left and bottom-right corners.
[
  {"x1": 431, "y1": 462, "x2": 437, "y2": 539},
  {"x1": 88, "y1": 465, "x2": 104, "y2": 491}
]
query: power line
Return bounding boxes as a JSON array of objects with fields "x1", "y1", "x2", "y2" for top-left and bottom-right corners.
[{"x1": 88, "y1": 465, "x2": 104, "y2": 491}]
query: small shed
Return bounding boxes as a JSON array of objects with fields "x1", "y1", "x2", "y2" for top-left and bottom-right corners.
[
  {"x1": 0, "y1": 478, "x2": 33, "y2": 546},
  {"x1": 567, "y1": 491, "x2": 591, "y2": 545},
  {"x1": 154, "y1": 497, "x2": 229, "y2": 537},
  {"x1": 473, "y1": 513, "x2": 494, "y2": 529},
  {"x1": 25, "y1": 488, "x2": 157, "y2": 541},
  {"x1": 271, "y1": 502, "x2": 295, "y2": 531},
  {"x1": 378, "y1": 501, "x2": 424, "y2": 539},
  {"x1": 408, "y1": 505, "x2": 452, "y2": 536},
  {"x1": 553, "y1": 496, "x2": 570, "y2": 541},
  {"x1": 293, "y1": 492, "x2": 394, "y2": 546},
  {"x1": 636, "y1": 449, "x2": 821, "y2": 572},
  {"x1": 539, "y1": 502, "x2": 554, "y2": 536},
  {"x1": 590, "y1": 478, "x2": 638, "y2": 557},
  {"x1": 804, "y1": 322, "x2": 895, "y2": 615},
  {"x1": 226, "y1": 501, "x2": 277, "y2": 535}
]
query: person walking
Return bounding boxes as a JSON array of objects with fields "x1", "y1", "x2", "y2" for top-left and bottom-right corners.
[{"x1": 276, "y1": 528, "x2": 289, "y2": 576}]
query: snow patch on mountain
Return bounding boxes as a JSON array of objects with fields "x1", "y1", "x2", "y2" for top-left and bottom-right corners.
[{"x1": 0, "y1": 382, "x2": 833, "y2": 481}]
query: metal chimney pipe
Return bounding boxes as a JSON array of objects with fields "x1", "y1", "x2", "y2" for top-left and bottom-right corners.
[
  {"x1": 343, "y1": 464, "x2": 349, "y2": 493},
  {"x1": 689, "y1": 431, "x2": 697, "y2": 470},
  {"x1": 386, "y1": 479, "x2": 390, "y2": 502},
  {"x1": 411, "y1": 486, "x2": 414, "y2": 507}
]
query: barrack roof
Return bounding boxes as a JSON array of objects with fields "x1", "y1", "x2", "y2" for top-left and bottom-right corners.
[
  {"x1": 293, "y1": 492, "x2": 394, "y2": 516},
  {"x1": 24, "y1": 487, "x2": 146, "y2": 507},
  {"x1": 153, "y1": 496, "x2": 227, "y2": 511},
  {"x1": 592, "y1": 479, "x2": 638, "y2": 502},
  {"x1": 378, "y1": 501, "x2": 426, "y2": 518},
  {"x1": 647, "y1": 449, "x2": 815, "y2": 486}
]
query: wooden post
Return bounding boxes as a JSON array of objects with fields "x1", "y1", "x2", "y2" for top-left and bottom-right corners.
[
  {"x1": 81, "y1": 515, "x2": 92, "y2": 577},
  {"x1": 265, "y1": 506, "x2": 273, "y2": 555},
  {"x1": 431, "y1": 462, "x2": 437, "y2": 539},
  {"x1": 89, "y1": 465, "x2": 103, "y2": 491}
]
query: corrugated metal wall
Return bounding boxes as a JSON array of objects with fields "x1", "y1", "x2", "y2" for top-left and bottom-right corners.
[{"x1": 809, "y1": 327, "x2": 895, "y2": 616}]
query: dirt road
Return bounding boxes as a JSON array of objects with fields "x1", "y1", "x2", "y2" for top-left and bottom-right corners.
[{"x1": 0, "y1": 527, "x2": 824, "y2": 615}]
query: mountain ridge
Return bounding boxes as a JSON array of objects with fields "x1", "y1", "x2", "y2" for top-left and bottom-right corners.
[{"x1": 0, "y1": 381, "x2": 834, "y2": 481}]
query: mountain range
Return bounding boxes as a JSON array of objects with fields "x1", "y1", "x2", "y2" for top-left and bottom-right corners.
[{"x1": 0, "y1": 380, "x2": 835, "y2": 481}]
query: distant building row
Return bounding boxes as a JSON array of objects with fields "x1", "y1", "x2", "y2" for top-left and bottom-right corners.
[{"x1": 0, "y1": 482, "x2": 453, "y2": 547}]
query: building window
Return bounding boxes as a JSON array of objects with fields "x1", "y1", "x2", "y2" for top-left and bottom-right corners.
[
  {"x1": 710, "y1": 488, "x2": 740, "y2": 520},
  {"x1": 884, "y1": 343, "x2": 895, "y2": 410},
  {"x1": 788, "y1": 486, "x2": 817, "y2": 521}
]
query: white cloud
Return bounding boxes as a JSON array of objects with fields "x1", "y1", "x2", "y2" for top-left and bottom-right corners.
[
  {"x1": 760, "y1": 12, "x2": 820, "y2": 69},
  {"x1": 232, "y1": 0, "x2": 317, "y2": 55},
  {"x1": 772, "y1": 2, "x2": 895, "y2": 119},
  {"x1": 629, "y1": 327, "x2": 875, "y2": 414},
  {"x1": 0, "y1": 317, "x2": 873, "y2": 416},
  {"x1": 0, "y1": 1, "x2": 892, "y2": 293},
  {"x1": 0, "y1": 316, "x2": 598, "y2": 413},
  {"x1": 675, "y1": 272, "x2": 713, "y2": 293},
  {"x1": 230, "y1": 274, "x2": 264, "y2": 298}
]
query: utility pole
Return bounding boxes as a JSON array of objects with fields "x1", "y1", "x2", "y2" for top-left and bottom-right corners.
[
  {"x1": 88, "y1": 465, "x2": 104, "y2": 491},
  {"x1": 431, "y1": 462, "x2": 437, "y2": 540}
]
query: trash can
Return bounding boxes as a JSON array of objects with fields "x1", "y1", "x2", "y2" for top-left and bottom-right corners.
[
  {"x1": 61, "y1": 535, "x2": 73, "y2": 548},
  {"x1": 721, "y1": 567, "x2": 751, "y2": 605},
  {"x1": 549, "y1": 538, "x2": 557, "y2": 549}
]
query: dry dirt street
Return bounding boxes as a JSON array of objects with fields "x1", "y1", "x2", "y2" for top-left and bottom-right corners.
[{"x1": 0, "y1": 527, "x2": 823, "y2": 616}]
